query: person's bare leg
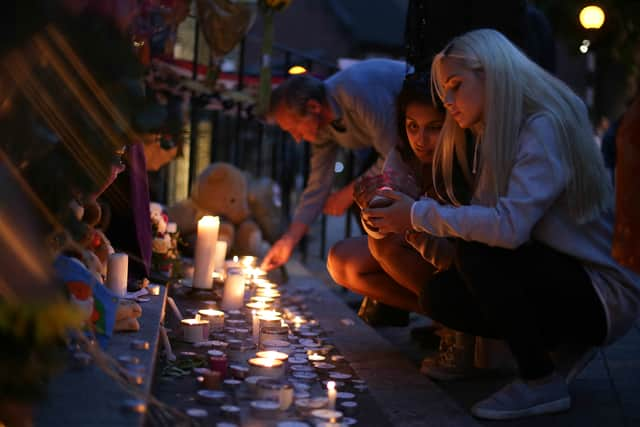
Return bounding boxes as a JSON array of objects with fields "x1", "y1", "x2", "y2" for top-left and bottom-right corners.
[
  {"x1": 327, "y1": 236, "x2": 421, "y2": 312},
  {"x1": 369, "y1": 234, "x2": 437, "y2": 296}
]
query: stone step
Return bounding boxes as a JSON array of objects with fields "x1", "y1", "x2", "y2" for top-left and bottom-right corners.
[{"x1": 285, "y1": 259, "x2": 481, "y2": 427}]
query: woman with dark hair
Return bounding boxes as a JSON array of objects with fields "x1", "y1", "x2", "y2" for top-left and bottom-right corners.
[{"x1": 327, "y1": 73, "x2": 479, "y2": 379}]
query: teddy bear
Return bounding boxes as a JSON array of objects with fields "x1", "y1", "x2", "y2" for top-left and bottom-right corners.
[{"x1": 167, "y1": 162, "x2": 271, "y2": 258}]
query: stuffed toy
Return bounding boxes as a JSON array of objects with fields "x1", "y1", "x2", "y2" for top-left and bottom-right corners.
[{"x1": 168, "y1": 162, "x2": 271, "y2": 257}]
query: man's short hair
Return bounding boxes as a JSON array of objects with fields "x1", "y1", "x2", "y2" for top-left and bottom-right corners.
[{"x1": 269, "y1": 75, "x2": 326, "y2": 117}]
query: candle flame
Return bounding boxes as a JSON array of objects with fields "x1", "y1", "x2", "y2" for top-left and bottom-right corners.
[{"x1": 327, "y1": 380, "x2": 336, "y2": 391}]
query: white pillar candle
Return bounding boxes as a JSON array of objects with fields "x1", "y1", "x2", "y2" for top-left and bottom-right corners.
[
  {"x1": 212, "y1": 240, "x2": 227, "y2": 272},
  {"x1": 221, "y1": 273, "x2": 245, "y2": 311},
  {"x1": 248, "y1": 357, "x2": 285, "y2": 379},
  {"x1": 327, "y1": 381, "x2": 337, "y2": 410},
  {"x1": 198, "y1": 309, "x2": 225, "y2": 331},
  {"x1": 181, "y1": 318, "x2": 210, "y2": 343},
  {"x1": 193, "y1": 216, "x2": 219, "y2": 289},
  {"x1": 106, "y1": 253, "x2": 128, "y2": 296}
]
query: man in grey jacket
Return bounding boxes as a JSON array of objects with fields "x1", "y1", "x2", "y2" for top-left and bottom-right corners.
[{"x1": 261, "y1": 59, "x2": 405, "y2": 271}]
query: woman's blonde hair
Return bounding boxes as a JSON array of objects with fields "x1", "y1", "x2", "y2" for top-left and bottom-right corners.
[{"x1": 430, "y1": 28, "x2": 611, "y2": 223}]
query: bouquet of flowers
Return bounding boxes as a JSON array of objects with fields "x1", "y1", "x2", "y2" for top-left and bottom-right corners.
[{"x1": 150, "y1": 203, "x2": 182, "y2": 277}]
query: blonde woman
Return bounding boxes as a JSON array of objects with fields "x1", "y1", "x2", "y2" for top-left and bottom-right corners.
[{"x1": 363, "y1": 29, "x2": 640, "y2": 420}]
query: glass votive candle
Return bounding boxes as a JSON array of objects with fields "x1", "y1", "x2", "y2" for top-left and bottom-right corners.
[
  {"x1": 198, "y1": 309, "x2": 225, "y2": 332},
  {"x1": 310, "y1": 409, "x2": 343, "y2": 424},
  {"x1": 256, "y1": 350, "x2": 289, "y2": 363},
  {"x1": 307, "y1": 353, "x2": 325, "y2": 362},
  {"x1": 248, "y1": 357, "x2": 285, "y2": 379},
  {"x1": 259, "y1": 326, "x2": 289, "y2": 343}
]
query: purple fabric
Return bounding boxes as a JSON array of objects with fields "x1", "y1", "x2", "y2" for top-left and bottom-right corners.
[{"x1": 128, "y1": 143, "x2": 152, "y2": 276}]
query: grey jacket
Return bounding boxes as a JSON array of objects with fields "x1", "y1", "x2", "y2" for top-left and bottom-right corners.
[
  {"x1": 292, "y1": 59, "x2": 405, "y2": 225},
  {"x1": 410, "y1": 114, "x2": 640, "y2": 344}
]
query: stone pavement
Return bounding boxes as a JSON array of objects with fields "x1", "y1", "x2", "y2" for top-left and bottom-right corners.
[{"x1": 289, "y1": 214, "x2": 640, "y2": 427}]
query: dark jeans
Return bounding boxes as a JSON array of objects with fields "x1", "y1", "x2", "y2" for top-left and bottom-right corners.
[{"x1": 420, "y1": 240, "x2": 607, "y2": 380}]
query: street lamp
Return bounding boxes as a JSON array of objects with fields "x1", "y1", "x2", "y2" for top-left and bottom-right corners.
[
  {"x1": 579, "y1": 5, "x2": 605, "y2": 30},
  {"x1": 579, "y1": 5, "x2": 605, "y2": 124}
]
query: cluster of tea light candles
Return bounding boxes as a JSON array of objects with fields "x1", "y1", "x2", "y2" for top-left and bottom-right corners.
[{"x1": 178, "y1": 239, "x2": 361, "y2": 424}]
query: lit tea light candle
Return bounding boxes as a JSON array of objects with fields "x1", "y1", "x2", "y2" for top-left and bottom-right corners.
[
  {"x1": 255, "y1": 288, "x2": 281, "y2": 298},
  {"x1": 221, "y1": 273, "x2": 245, "y2": 311},
  {"x1": 240, "y1": 255, "x2": 257, "y2": 268},
  {"x1": 248, "y1": 357, "x2": 285, "y2": 379},
  {"x1": 250, "y1": 295, "x2": 277, "y2": 305},
  {"x1": 181, "y1": 318, "x2": 210, "y2": 343},
  {"x1": 253, "y1": 278, "x2": 277, "y2": 289},
  {"x1": 147, "y1": 284, "x2": 161, "y2": 296},
  {"x1": 311, "y1": 409, "x2": 343, "y2": 424},
  {"x1": 246, "y1": 301, "x2": 269, "y2": 312},
  {"x1": 308, "y1": 353, "x2": 325, "y2": 362},
  {"x1": 257, "y1": 310, "x2": 283, "y2": 329},
  {"x1": 256, "y1": 350, "x2": 289, "y2": 363},
  {"x1": 292, "y1": 315, "x2": 306, "y2": 329},
  {"x1": 326, "y1": 381, "x2": 337, "y2": 410},
  {"x1": 198, "y1": 308, "x2": 225, "y2": 331}
]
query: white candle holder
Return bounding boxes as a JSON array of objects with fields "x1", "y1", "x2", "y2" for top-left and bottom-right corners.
[
  {"x1": 221, "y1": 273, "x2": 245, "y2": 311},
  {"x1": 248, "y1": 357, "x2": 285, "y2": 379},
  {"x1": 181, "y1": 318, "x2": 210, "y2": 343},
  {"x1": 198, "y1": 309, "x2": 225, "y2": 332}
]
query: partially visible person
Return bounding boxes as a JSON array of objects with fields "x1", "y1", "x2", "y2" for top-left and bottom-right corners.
[
  {"x1": 364, "y1": 29, "x2": 640, "y2": 420},
  {"x1": 260, "y1": 59, "x2": 405, "y2": 271},
  {"x1": 612, "y1": 87, "x2": 640, "y2": 273},
  {"x1": 327, "y1": 74, "x2": 453, "y2": 314}
]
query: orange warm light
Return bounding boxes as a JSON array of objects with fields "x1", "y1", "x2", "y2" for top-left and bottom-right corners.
[{"x1": 288, "y1": 65, "x2": 307, "y2": 75}]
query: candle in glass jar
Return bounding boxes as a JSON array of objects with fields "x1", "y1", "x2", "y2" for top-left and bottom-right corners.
[
  {"x1": 221, "y1": 273, "x2": 245, "y2": 310},
  {"x1": 256, "y1": 350, "x2": 289, "y2": 363},
  {"x1": 193, "y1": 216, "x2": 219, "y2": 289},
  {"x1": 106, "y1": 253, "x2": 128, "y2": 296},
  {"x1": 198, "y1": 308, "x2": 225, "y2": 331},
  {"x1": 248, "y1": 357, "x2": 285, "y2": 379}
]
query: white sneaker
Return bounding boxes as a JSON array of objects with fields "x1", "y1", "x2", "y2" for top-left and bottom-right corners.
[{"x1": 471, "y1": 373, "x2": 571, "y2": 420}]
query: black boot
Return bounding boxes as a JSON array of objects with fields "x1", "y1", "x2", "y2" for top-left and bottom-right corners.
[{"x1": 357, "y1": 297, "x2": 410, "y2": 327}]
